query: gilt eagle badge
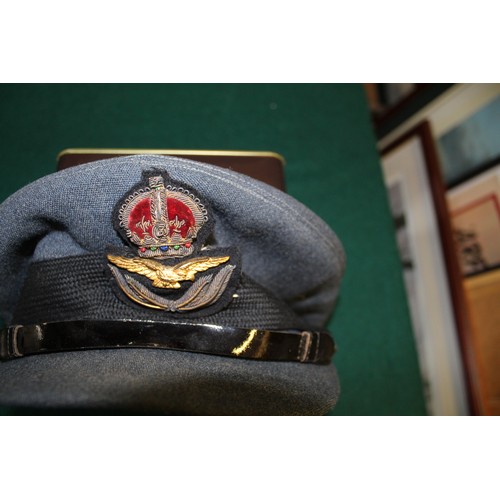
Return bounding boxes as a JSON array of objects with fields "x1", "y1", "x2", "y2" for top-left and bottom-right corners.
[{"x1": 107, "y1": 170, "x2": 240, "y2": 314}]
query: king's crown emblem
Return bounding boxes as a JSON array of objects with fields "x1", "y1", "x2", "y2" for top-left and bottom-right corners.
[{"x1": 118, "y1": 174, "x2": 208, "y2": 259}]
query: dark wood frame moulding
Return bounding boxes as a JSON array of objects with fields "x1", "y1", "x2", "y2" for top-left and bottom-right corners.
[
  {"x1": 374, "y1": 84, "x2": 455, "y2": 139},
  {"x1": 381, "y1": 120, "x2": 484, "y2": 416}
]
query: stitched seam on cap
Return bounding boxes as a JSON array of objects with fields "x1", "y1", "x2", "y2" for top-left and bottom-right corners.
[
  {"x1": 67, "y1": 154, "x2": 340, "y2": 258},
  {"x1": 29, "y1": 156, "x2": 345, "y2": 270},
  {"x1": 143, "y1": 157, "x2": 343, "y2": 258}
]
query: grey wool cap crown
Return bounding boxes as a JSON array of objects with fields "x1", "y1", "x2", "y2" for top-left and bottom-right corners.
[{"x1": 0, "y1": 155, "x2": 346, "y2": 415}]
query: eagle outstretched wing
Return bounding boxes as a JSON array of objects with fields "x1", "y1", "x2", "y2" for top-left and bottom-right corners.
[
  {"x1": 107, "y1": 254, "x2": 231, "y2": 288},
  {"x1": 173, "y1": 255, "x2": 230, "y2": 281},
  {"x1": 107, "y1": 254, "x2": 163, "y2": 281}
]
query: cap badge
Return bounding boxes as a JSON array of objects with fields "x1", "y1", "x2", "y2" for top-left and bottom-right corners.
[
  {"x1": 107, "y1": 171, "x2": 240, "y2": 314},
  {"x1": 117, "y1": 173, "x2": 207, "y2": 259}
]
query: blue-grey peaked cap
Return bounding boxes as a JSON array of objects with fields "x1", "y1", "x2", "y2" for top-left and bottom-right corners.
[
  {"x1": 0, "y1": 155, "x2": 346, "y2": 415},
  {"x1": 0, "y1": 155, "x2": 345, "y2": 327}
]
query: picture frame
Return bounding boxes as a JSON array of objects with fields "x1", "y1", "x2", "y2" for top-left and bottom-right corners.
[
  {"x1": 437, "y1": 95, "x2": 500, "y2": 187},
  {"x1": 447, "y1": 162, "x2": 500, "y2": 277},
  {"x1": 462, "y1": 267, "x2": 500, "y2": 415},
  {"x1": 380, "y1": 121, "x2": 477, "y2": 415},
  {"x1": 370, "y1": 84, "x2": 454, "y2": 139}
]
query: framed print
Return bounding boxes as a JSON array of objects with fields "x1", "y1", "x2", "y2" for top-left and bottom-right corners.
[
  {"x1": 437, "y1": 96, "x2": 500, "y2": 187},
  {"x1": 447, "y1": 163, "x2": 500, "y2": 276},
  {"x1": 378, "y1": 84, "x2": 500, "y2": 155},
  {"x1": 373, "y1": 84, "x2": 454, "y2": 139},
  {"x1": 379, "y1": 83, "x2": 418, "y2": 108},
  {"x1": 381, "y1": 122, "x2": 469, "y2": 415},
  {"x1": 463, "y1": 268, "x2": 500, "y2": 415}
]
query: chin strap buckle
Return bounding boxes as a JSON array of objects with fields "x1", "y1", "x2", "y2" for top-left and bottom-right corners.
[
  {"x1": 0, "y1": 324, "x2": 46, "y2": 360},
  {"x1": 1, "y1": 325, "x2": 20, "y2": 360}
]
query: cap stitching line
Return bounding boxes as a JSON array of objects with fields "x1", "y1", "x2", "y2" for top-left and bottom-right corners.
[
  {"x1": 21, "y1": 157, "x2": 344, "y2": 268},
  {"x1": 160, "y1": 158, "x2": 335, "y2": 245},
  {"x1": 42, "y1": 158, "x2": 339, "y2": 254},
  {"x1": 78, "y1": 154, "x2": 341, "y2": 258},
  {"x1": 143, "y1": 158, "x2": 342, "y2": 257}
]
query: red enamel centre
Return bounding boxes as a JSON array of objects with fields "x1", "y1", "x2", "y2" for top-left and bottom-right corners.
[{"x1": 128, "y1": 196, "x2": 196, "y2": 240}]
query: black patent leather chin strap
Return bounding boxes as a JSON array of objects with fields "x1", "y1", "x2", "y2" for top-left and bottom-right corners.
[{"x1": 0, "y1": 321, "x2": 336, "y2": 364}]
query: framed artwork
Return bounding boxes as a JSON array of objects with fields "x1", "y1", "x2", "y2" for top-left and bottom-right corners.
[
  {"x1": 378, "y1": 83, "x2": 418, "y2": 108},
  {"x1": 381, "y1": 121, "x2": 472, "y2": 415},
  {"x1": 447, "y1": 163, "x2": 500, "y2": 276},
  {"x1": 437, "y1": 96, "x2": 500, "y2": 187},
  {"x1": 463, "y1": 268, "x2": 500, "y2": 415},
  {"x1": 376, "y1": 85, "x2": 500, "y2": 415},
  {"x1": 371, "y1": 84, "x2": 454, "y2": 139}
]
